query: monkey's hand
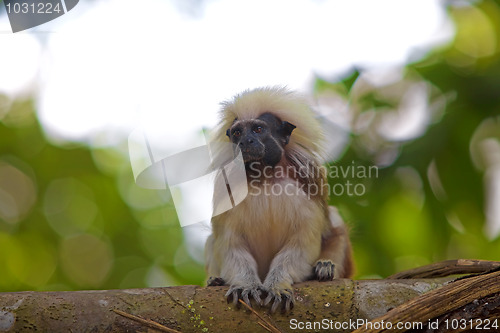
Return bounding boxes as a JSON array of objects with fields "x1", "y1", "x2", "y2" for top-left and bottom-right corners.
[
  {"x1": 313, "y1": 259, "x2": 336, "y2": 281},
  {"x1": 207, "y1": 276, "x2": 226, "y2": 286},
  {"x1": 262, "y1": 281, "x2": 294, "y2": 313},
  {"x1": 226, "y1": 281, "x2": 265, "y2": 308}
]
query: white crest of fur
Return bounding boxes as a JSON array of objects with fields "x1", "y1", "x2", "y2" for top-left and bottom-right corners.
[{"x1": 213, "y1": 87, "x2": 325, "y2": 159}]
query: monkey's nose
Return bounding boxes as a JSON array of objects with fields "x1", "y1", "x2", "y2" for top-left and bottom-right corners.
[
  {"x1": 239, "y1": 139, "x2": 254, "y2": 147},
  {"x1": 239, "y1": 139, "x2": 254, "y2": 153}
]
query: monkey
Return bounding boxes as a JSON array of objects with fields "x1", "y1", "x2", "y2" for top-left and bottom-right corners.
[{"x1": 205, "y1": 86, "x2": 354, "y2": 313}]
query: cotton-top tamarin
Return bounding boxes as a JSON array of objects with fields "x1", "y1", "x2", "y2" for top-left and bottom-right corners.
[{"x1": 205, "y1": 87, "x2": 354, "y2": 313}]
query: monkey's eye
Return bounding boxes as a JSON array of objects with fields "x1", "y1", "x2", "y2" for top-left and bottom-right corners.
[
  {"x1": 232, "y1": 129, "x2": 241, "y2": 137},
  {"x1": 253, "y1": 126, "x2": 262, "y2": 134}
]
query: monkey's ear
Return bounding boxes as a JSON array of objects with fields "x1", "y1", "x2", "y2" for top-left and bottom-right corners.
[{"x1": 281, "y1": 121, "x2": 296, "y2": 145}]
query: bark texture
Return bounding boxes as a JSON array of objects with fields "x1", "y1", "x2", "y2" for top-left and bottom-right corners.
[
  {"x1": 0, "y1": 279, "x2": 446, "y2": 332},
  {"x1": 0, "y1": 259, "x2": 499, "y2": 333}
]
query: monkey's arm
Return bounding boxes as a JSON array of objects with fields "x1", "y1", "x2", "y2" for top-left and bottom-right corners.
[
  {"x1": 205, "y1": 231, "x2": 264, "y2": 306},
  {"x1": 262, "y1": 228, "x2": 322, "y2": 313},
  {"x1": 314, "y1": 207, "x2": 354, "y2": 280}
]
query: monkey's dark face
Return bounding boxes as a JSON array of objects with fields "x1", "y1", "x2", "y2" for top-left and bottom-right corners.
[{"x1": 226, "y1": 113, "x2": 296, "y2": 166}]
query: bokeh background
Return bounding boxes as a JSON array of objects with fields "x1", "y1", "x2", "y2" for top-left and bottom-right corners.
[{"x1": 0, "y1": 0, "x2": 499, "y2": 292}]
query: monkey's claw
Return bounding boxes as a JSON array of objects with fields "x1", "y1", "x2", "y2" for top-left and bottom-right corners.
[
  {"x1": 225, "y1": 284, "x2": 263, "y2": 307},
  {"x1": 263, "y1": 288, "x2": 294, "y2": 313},
  {"x1": 314, "y1": 259, "x2": 336, "y2": 281}
]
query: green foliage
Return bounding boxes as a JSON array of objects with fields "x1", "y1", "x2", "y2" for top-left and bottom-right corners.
[
  {"x1": 0, "y1": 100, "x2": 202, "y2": 290},
  {"x1": 322, "y1": 1, "x2": 500, "y2": 277}
]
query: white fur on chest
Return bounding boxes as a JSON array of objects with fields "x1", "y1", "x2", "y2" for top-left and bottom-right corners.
[{"x1": 226, "y1": 179, "x2": 324, "y2": 280}]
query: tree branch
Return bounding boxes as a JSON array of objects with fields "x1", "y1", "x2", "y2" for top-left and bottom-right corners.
[
  {"x1": 0, "y1": 260, "x2": 499, "y2": 332},
  {"x1": 353, "y1": 270, "x2": 500, "y2": 333},
  {"x1": 0, "y1": 279, "x2": 448, "y2": 332}
]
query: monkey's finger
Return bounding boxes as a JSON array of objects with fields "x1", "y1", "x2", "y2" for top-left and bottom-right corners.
[
  {"x1": 282, "y1": 295, "x2": 294, "y2": 313},
  {"x1": 233, "y1": 291, "x2": 241, "y2": 306},
  {"x1": 264, "y1": 292, "x2": 282, "y2": 313},
  {"x1": 263, "y1": 294, "x2": 273, "y2": 306},
  {"x1": 225, "y1": 288, "x2": 241, "y2": 306},
  {"x1": 250, "y1": 289, "x2": 263, "y2": 306},
  {"x1": 224, "y1": 289, "x2": 233, "y2": 302},
  {"x1": 270, "y1": 297, "x2": 281, "y2": 314},
  {"x1": 241, "y1": 291, "x2": 252, "y2": 308},
  {"x1": 225, "y1": 293, "x2": 233, "y2": 305}
]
